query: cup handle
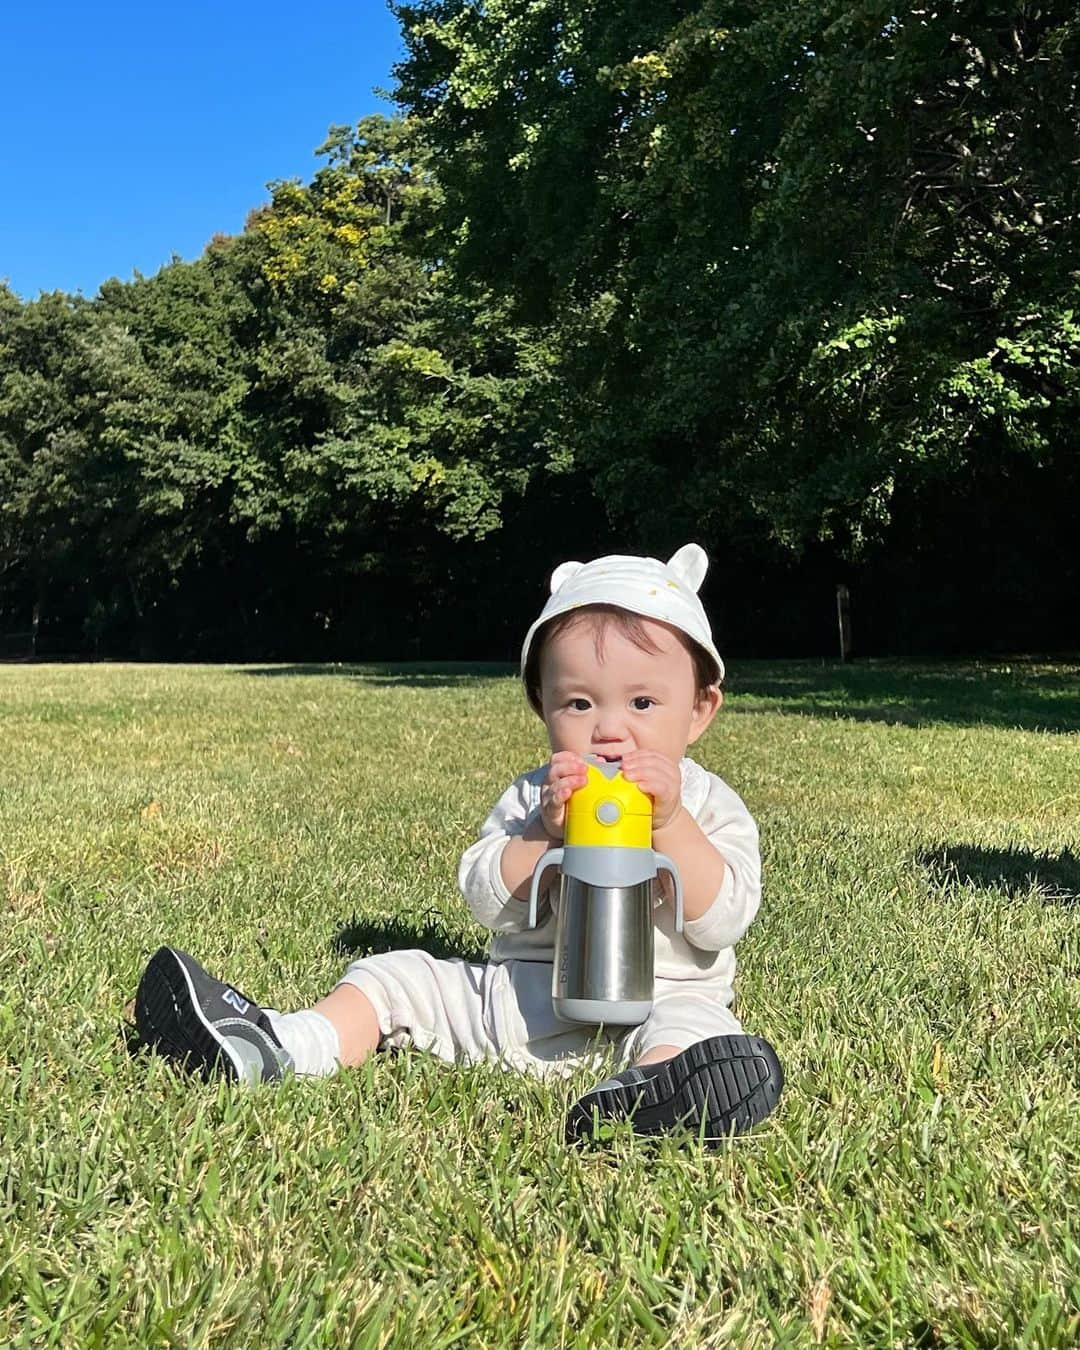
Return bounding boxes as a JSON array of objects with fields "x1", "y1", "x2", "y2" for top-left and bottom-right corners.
[
  {"x1": 654, "y1": 853, "x2": 684, "y2": 934},
  {"x1": 528, "y1": 848, "x2": 563, "y2": 928}
]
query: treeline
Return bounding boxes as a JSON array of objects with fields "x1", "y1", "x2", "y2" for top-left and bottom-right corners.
[{"x1": 2, "y1": 3, "x2": 1077, "y2": 660}]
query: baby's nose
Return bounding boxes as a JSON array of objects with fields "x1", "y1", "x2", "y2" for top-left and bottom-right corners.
[{"x1": 593, "y1": 709, "x2": 625, "y2": 739}]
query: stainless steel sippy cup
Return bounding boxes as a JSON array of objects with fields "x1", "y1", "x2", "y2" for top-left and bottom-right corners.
[{"x1": 526, "y1": 756, "x2": 683, "y2": 1024}]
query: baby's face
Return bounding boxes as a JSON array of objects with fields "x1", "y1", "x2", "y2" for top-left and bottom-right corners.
[{"x1": 538, "y1": 616, "x2": 720, "y2": 763}]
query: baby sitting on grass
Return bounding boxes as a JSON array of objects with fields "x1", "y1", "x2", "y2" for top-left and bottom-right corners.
[{"x1": 135, "y1": 544, "x2": 783, "y2": 1143}]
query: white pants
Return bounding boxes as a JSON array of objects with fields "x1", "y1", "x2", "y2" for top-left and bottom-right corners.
[{"x1": 337, "y1": 950, "x2": 741, "y2": 1080}]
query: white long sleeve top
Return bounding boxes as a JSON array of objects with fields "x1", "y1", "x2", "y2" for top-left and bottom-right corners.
[{"x1": 457, "y1": 757, "x2": 761, "y2": 987}]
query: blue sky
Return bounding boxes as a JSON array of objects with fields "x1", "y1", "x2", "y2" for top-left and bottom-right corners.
[{"x1": 1, "y1": 1, "x2": 405, "y2": 300}]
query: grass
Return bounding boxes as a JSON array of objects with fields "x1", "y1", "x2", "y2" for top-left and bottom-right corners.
[{"x1": 1, "y1": 657, "x2": 1077, "y2": 1348}]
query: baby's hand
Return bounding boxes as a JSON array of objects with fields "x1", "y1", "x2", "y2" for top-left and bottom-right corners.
[
  {"x1": 620, "y1": 750, "x2": 683, "y2": 831},
  {"x1": 540, "y1": 751, "x2": 589, "y2": 840}
]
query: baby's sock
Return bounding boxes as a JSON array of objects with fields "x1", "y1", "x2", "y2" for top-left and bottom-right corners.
[{"x1": 264, "y1": 1009, "x2": 341, "y2": 1077}]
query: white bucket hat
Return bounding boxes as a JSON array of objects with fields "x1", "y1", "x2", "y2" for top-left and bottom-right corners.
[{"x1": 520, "y1": 543, "x2": 724, "y2": 684}]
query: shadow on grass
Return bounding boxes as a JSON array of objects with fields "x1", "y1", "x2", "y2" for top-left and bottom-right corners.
[
  {"x1": 237, "y1": 662, "x2": 513, "y2": 689},
  {"x1": 919, "y1": 843, "x2": 1080, "y2": 907},
  {"x1": 332, "y1": 912, "x2": 490, "y2": 964},
  {"x1": 728, "y1": 659, "x2": 1080, "y2": 733},
  {"x1": 121, "y1": 1022, "x2": 145, "y2": 1061}
]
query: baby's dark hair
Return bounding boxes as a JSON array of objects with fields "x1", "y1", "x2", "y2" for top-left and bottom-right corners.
[{"x1": 523, "y1": 604, "x2": 722, "y2": 715}]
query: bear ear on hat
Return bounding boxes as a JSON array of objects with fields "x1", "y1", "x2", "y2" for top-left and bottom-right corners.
[
  {"x1": 666, "y1": 543, "x2": 709, "y2": 594},
  {"x1": 549, "y1": 560, "x2": 584, "y2": 594}
]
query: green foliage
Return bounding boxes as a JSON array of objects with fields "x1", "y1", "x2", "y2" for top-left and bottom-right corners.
[
  {"x1": 0, "y1": 116, "x2": 548, "y2": 645},
  {"x1": 221, "y1": 114, "x2": 543, "y2": 548},
  {"x1": 392, "y1": 1, "x2": 1080, "y2": 548},
  {"x1": 2, "y1": 10, "x2": 1078, "y2": 652}
]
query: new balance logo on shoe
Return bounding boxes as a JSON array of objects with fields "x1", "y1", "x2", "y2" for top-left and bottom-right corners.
[{"x1": 222, "y1": 988, "x2": 250, "y2": 1015}]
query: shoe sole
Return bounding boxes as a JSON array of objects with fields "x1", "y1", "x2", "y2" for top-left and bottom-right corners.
[
  {"x1": 566, "y1": 1034, "x2": 784, "y2": 1144},
  {"x1": 134, "y1": 947, "x2": 245, "y2": 1081}
]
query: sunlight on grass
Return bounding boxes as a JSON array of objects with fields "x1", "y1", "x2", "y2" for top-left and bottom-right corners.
[{"x1": 1, "y1": 660, "x2": 1077, "y2": 1346}]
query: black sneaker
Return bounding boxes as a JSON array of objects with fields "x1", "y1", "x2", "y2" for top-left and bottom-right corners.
[
  {"x1": 566, "y1": 1034, "x2": 783, "y2": 1145},
  {"x1": 135, "y1": 946, "x2": 293, "y2": 1085}
]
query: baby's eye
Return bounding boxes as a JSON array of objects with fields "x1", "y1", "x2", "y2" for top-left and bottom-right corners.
[
  {"x1": 631, "y1": 696, "x2": 656, "y2": 711},
  {"x1": 567, "y1": 698, "x2": 591, "y2": 712}
]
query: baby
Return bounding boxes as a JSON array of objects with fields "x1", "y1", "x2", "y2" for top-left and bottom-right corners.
[{"x1": 135, "y1": 544, "x2": 783, "y2": 1143}]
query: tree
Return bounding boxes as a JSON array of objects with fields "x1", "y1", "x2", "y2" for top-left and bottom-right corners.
[
  {"x1": 0, "y1": 115, "x2": 557, "y2": 654},
  {"x1": 238, "y1": 114, "x2": 549, "y2": 552},
  {"x1": 392, "y1": 2, "x2": 1080, "y2": 551},
  {"x1": 0, "y1": 288, "x2": 105, "y2": 636}
]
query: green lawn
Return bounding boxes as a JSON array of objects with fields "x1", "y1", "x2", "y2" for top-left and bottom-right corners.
[{"x1": 1, "y1": 659, "x2": 1077, "y2": 1347}]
